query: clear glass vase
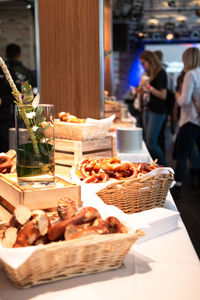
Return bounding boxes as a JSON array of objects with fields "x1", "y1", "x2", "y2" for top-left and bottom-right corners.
[{"x1": 15, "y1": 104, "x2": 55, "y2": 187}]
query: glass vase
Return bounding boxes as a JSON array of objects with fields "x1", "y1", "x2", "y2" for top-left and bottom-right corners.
[{"x1": 15, "y1": 104, "x2": 55, "y2": 187}]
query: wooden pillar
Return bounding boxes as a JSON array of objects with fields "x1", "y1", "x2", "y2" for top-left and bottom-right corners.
[
  {"x1": 35, "y1": 0, "x2": 104, "y2": 119},
  {"x1": 104, "y1": 0, "x2": 113, "y2": 95}
]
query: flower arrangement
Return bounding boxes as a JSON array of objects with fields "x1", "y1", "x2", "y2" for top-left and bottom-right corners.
[{"x1": 0, "y1": 57, "x2": 52, "y2": 155}]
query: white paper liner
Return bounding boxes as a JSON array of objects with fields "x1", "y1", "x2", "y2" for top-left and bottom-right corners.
[
  {"x1": 86, "y1": 114, "x2": 115, "y2": 125},
  {"x1": 0, "y1": 244, "x2": 37, "y2": 269}
]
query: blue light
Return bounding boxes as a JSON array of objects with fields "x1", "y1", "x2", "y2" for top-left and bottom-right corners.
[{"x1": 128, "y1": 47, "x2": 145, "y2": 88}]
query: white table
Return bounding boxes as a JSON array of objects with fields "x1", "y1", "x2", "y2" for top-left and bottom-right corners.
[{"x1": 0, "y1": 146, "x2": 200, "y2": 300}]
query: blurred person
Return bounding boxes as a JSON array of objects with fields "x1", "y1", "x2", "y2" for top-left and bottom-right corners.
[
  {"x1": 133, "y1": 75, "x2": 150, "y2": 134},
  {"x1": 139, "y1": 50, "x2": 167, "y2": 166},
  {"x1": 173, "y1": 68, "x2": 200, "y2": 188},
  {"x1": 5, "y1": 43, "x2": 36, "y2": 89},
  {"x1": 153, "y1": 50, "x2": 175, "y2": 153},
  {"x1": 173, "y1": 47, "x2": 200, "y2": 190},
  {"x1": 0, "y1": 43, "x2": 36, "y2": 152},
  {"x1": 172, "y1": 69, "x2": 186, "y2": 158}
]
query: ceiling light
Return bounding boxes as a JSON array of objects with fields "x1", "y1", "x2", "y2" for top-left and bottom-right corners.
[
  {"x1": 26, "y1": 4, "x2": 32, "y2": 9},
  {"x1": 175, "y1": 16, "x2": 187, "y2": 22},
  {"x1": 148, "y1": 18, "x2": 159, "y2": 26},
  {"x1": 166, "y1": 33, "x2": 174, "y2": 40}
]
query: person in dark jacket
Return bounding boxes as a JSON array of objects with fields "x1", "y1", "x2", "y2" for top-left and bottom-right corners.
[
  {"x1": 0, "y1": 43, "x2": 36, "y2": 152},
  {"x1": 139, "y1": 50, "x2": 168, "y2": 166}
]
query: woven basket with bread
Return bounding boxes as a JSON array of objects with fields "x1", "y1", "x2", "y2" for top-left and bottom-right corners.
[
  {"x1": 0, "y1": 200, "x2": 144, "y2": 288},
  {"x1": 74, "y1": 157, "x2": 174, "y2": 214},
  {"x1": 53, "y1": 112, "x2": 114, "y2": 140}
]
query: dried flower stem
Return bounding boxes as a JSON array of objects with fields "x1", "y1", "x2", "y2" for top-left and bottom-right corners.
[{"x1": 0, "y1": 57, "x2": 39, "y2": 154}]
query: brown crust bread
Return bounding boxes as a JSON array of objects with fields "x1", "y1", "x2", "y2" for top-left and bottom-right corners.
[
  {"x1": 64, "y1": 224, "x2": 109, "y2": 240},
  {"x1": 9, "y1": 205, "x2": 32, "y2": 229},
  {"x1": 1, "y1": 204, "x2": 128, "y2": 248},
  {"x1": 0, "y1": 156, "x2": 13, "y2": 173},
  {"x1": 13, "y1": 210, "x2": 50, "y2": 247},
  {"x1": 1, "y1": 227, "x2": 18, "y2": 248},
  {"x1": 47, "y1": 207, "x2": 100, "y2": 241},
  {"x1": 57, "y1": 197, "x2": 78, "y2": 220},
  {"x1": 105, "y1": 216, "x2": 128, "y2": 233}
]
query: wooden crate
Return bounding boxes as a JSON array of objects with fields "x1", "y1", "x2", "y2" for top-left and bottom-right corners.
[
  {"x1": 0, "y1": 174, "x2": 81, "y2": 211},
  {"x1": 55, "y1": 135, "x2": 116, "y2": 176},
  {"x1": 104, "y1": 103, "x2": 122, "y2": 121}
]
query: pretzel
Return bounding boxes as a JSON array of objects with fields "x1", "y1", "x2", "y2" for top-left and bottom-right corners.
[
  {"x1": 57, "y1": 197, "x2": 78, "y2": 220},
  {"x1": 9, "y1": 205, "x2": 32, "y2": 229},
  {"x1": 105, "y1": 216, "x2": 128, "y2": 234},
  {"x1": 0, "y1": 156, "x2": 13, "y2": 173},
  {"x1": 64, "y1": 223, "x2": 109, "y2": 240},
  {"x1": 1, "y1": 204, "x2": 129, "y2": 248},
  {"x1": 84, "y1": 175, "x2": 99, "y2": 183},
  {"x1": 57, "y1": 111, "x2": 85, "y2": 123},
  {"x1": 75, "y1": 156, "x2": 162, "y2": 183},
  {"x1": 47, "y1": 207, "x2": 100, "y2": 241},
  {"x1": 57, "y1": 111, "x2": 68, "y2": 121},
  {"x1": 83, "y1": 172, "x2": 109, "y2": 184},
  {"x1": 1, "y1": 227, "x2": 18, "y2": 248},
  {"x1": 80, "y1": 162, "x2": 92, "y2": 178},
  {"x1": 14, "y1": 210, "x2": 50, "y2": 247},
  {"x1": 117, "y1": 166, "x2": 138, "y2": 180}
]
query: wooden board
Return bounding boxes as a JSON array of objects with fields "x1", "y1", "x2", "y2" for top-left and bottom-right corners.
[
  {"x1": 0, "y1": 174, "x2": 81, "y2": 211},
  {"x1": 55, "y1": 135, "x2": 116, "y2": 174}
]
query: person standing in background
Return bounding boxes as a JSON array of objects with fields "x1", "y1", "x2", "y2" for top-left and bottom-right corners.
[
  {"x1": 0, "y1": 43, "x2": 36, "y2": 153},
  {"x1": 139, "y1": 50, "x2": 167, "y2": 166},
  {"x1": 153, "y1": 50, "x2": 175, "y2": 154},
  {"x1": 173, "y1": 47, "x2": 200, "y2": 191}
]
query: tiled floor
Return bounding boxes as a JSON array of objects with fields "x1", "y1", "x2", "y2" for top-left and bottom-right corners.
[{"x1": 165, "y1": 125, "x2": 200, "y2": 260}]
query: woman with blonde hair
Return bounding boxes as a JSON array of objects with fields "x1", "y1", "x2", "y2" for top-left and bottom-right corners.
[
  {"x1": 139, "y1": 50, "x2": 167, "y2": 166},
  {"x1": 173, "y1": 47, "x2": 200, "y2": 191}
]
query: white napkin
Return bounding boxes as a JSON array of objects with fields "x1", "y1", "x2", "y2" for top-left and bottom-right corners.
[
  {"x1": 81, "y1": 193, "x2": 149, "y2": 234},
  {"x1": 86, "y1": 114, "x2": 115, "y2": 125},
  {"x1": 0, "y1": 243, "x2": 38, "y2": 269}
]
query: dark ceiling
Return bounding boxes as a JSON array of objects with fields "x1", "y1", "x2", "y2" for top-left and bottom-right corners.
[
  {"x1": 113, "y1": 0, "x2": 200, "y2": 42},
  {"x1": 1, "y1": 0, "x2": 200, "y2": 42}
]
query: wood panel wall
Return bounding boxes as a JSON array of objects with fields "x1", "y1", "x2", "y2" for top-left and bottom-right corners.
[
  {"x1": 104, "y1": 0, "x2": 113, "y2": 95},
  {"x1": 37, "y1": 0, "x2": 102, "y2": 119}
]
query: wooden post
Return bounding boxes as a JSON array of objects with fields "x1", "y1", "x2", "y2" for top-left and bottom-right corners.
[
  {"x1": 104, "y1": 0, "x2": 113, "y2": 96},
  {"x1": 35, "y1": 0, "x2": 104, "y2": 119}
]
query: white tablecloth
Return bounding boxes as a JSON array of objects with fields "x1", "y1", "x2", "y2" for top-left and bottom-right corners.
[{"x1": 0, "y1": 144, "x2": 199, "y2": 300}]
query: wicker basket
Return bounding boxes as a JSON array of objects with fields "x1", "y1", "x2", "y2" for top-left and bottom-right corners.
[
  {"x1": 0, "y1": 224, "x2": 144, "y2": 288},
  {"x1": 97, "y1": 172, "x2": 174, "y2": 214},
  {"x1": 54, "y1": 121, "x2": 112, "y2": 140}
]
